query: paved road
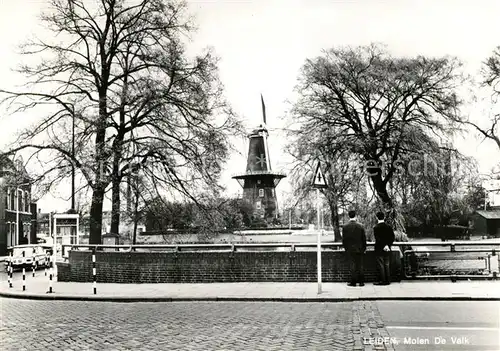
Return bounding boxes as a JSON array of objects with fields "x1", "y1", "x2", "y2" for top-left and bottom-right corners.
[
  {"x1": 0, "y1": 298, "x2": 388, "y2": 351},
  {"x1": 1, "y1": 298, "x2": 498, "y2": 351},
  {"x1": 377, "y1": 301, "x2": 500, "y2": 350}
]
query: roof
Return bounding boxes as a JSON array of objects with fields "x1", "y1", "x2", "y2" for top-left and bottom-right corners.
[
  {"x1": 0, "y1": 155, "x2": 31, "y2": 184},
  {"x1": 53, "y1": 213, "x2": 79, "y2": 219},
  {"x1": 232, "y1": 170, "x2": 286, "y2": 179},
  {"x1": 8, "y1": 244, "x2": 45, "y2": 249},
  {"x1": 475, "y1": 210, "x2": 500, "y2": 219}
]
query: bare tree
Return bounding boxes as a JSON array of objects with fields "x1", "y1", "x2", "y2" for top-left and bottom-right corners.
[
  {"x1": 1, "y1": 0, "x2": 240, "y2": 244},
  {"x1": 291, "y1": 44, "x2": 464, "y2": 229},
  {"x1": 464, "y1": 46, "x2": 500, "y2": 152},
  {"x1": 286, "y1": 126, "x2": 364, "y2": 241},
  {"x1": 396, "y1": 143, "x2": 477, "y2": 228}
]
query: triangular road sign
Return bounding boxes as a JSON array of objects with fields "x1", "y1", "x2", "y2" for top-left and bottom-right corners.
[{"x1": 312, "y1": 163, "x2": 327, "y2": 188}]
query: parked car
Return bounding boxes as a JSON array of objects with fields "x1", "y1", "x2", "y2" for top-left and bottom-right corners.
[{"x1": 4, "y1": 245, "x2": 51, "y2": 271}]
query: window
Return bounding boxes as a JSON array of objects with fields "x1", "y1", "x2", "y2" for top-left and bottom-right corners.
[
  {"x1": 10, "y1": 223, "x2": 15, "y2": 245},
  {"x1": 21, "y1": 190, "x2": 25, "y2": 212},
  {"x1": 10, "y1": 188, "x2": 14, "y2": 211},
  {"x1": 25, "y1": 191, "x2": 30, "y2": 212},
  {"x1": 6, "y1": 222, "x2": 11, "y2": 247},
  {"x1": 6, "y1": 188, "x2": 10, "y2": 210},
  {"x1": 256, "y1": 201, "x2": 261, "y2": 210},
  {"x1": 271, "y1": 189, "x2": 275, "y2": 197},
  {"x1": 259, "y1": 189, "x2": 264, "y2": 198}
]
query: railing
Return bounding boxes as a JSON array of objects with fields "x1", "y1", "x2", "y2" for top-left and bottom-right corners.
[
  {"x1": 60, "y1": 241, "x2": 500, "y2": 280},
  {"x1": 62, "y1": 240, "x2": 500, "y2": 251},
  {"x1": 400, "y1": 242, "x2": 500, "y2": 280},
  {"x1": 61, "y1": 242, "x2": 346, "y2": 254}
]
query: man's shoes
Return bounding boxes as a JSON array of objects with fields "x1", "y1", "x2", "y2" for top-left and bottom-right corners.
[
  {"x1": 359, "y1": 283, "x2": 365, "y2": 287},
  {"x1": 347, "y1": 283, "x2": 357, "y2": 287}
]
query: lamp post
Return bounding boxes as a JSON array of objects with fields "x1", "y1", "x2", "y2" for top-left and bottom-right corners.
[
  {"x1": 16, "y1": 189, "x2": 19, "y2": 244},
  {"x1": 71, "y1": 111, "x2": 75, "y2": 212}
]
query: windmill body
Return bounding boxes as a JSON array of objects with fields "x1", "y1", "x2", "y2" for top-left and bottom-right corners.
[{"x1": 232, "y1": 96, "x2": 286, "y2": 223}]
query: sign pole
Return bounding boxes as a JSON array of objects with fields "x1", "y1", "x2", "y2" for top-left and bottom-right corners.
[
  {"x1": 312, "y1": 162, "x2": 326, "y2": 295},
  {"x1": 317, "y1": 187, "x2": 322, "y2": 294}
]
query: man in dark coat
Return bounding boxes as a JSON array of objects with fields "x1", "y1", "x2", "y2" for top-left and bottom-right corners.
[
  {"x1": 342, "y1": 210, "x2": 366, "y2": 287},
  {"x1": 373, "y1": 211, "x2": 395, "y2": 285}
]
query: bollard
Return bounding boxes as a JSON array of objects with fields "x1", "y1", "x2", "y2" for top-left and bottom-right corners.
[
  {"x1": 9, "y1": 251, "x2": 13, "y2": 288},
  {"x1": 22, "y1": 251, "x2": 26, "y2": 291},
  {"x1": 46, "y1": 254, "x2": 53, "y2": 293},
  {"x1": 32, "y1": 248, "x2": 36, "y2": 277},
  {"x1": 44, "y1": 252, "x2": 48, "y2": 277},
  {"x1": 7, "y1": 253, "x2": 10, "y2": 287},
  {"x1": 7, "y1": 251, "x2": 12, "y2": 288},
  {"x1": 48, "y1": 265, "x2": 53, "y2": 294},
  {"x1": 92, "y1": 248, "x2": 97, "y2": 295}
]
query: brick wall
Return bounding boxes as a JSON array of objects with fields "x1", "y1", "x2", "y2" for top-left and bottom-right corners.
[
  {"x1": 57, "y1": 262, "x2": 71, "y2": 281},
  {"x1": 57, "y1": 249, "x2": 402, "y2": 283}
]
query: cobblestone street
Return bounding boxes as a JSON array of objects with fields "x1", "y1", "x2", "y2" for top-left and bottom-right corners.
[{"x1": 0, "y1": 298, "x2": 394, "y2": 351}]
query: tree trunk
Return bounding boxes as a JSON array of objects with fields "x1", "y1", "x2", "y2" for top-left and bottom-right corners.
[
  {"x1": 329, "y1": 200, "x2": 341, "y2": 242},
  {"x1": 89, "y1": 83, "x2": 109, "y2": 244},
  {"x1": 370, "y1": 173, "x2": 393, "y2": 208},
  {"x1": 132, "y1": 188, "x2": 139, "y2": 246},
  {"x1": 89, "y1": 186, "x2": 105, "y2": 245},
  {"x1": 369, "y1": 172, "x2": 405, "y2": 233},
  {"x1": 110, "y1": 76, "x2": 128, "y2": 237},
  {"x1": 110, "y1": 154, "x2": 121, "y2": 235}
]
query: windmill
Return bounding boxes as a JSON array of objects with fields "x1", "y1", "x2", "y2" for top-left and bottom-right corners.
[{"x1": 232, "y1": 95, "x2": 286, "y2": 222}]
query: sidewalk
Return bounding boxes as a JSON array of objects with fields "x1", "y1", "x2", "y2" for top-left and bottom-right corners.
[{"x1": 1, "y1": 273, "x2": 499, "y2": 302}]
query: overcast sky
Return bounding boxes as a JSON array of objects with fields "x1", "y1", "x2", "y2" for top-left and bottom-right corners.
[{"x1": 1, "y1": 0, "x2": 500, "y2": 212}]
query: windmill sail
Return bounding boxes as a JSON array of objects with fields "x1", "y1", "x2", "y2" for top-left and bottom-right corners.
[{"x1": 261, "y1": 94, "x2": 267, "y2": 125}]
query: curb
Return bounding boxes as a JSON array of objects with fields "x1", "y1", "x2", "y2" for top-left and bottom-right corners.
[{"x1": 1, "y1": 291, "x2": 499, "y2": 303}]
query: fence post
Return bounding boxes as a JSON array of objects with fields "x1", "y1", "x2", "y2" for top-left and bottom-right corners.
[
  {"x1": 92, "y1": 247, "x2": 97, "y2": 295},
  {"x1": 490, "y1": 250, "x2": 498, "y2": 279}
]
